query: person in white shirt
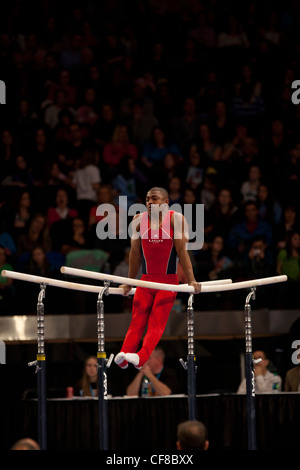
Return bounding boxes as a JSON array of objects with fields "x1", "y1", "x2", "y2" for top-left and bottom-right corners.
[
  {"x1": 72, "y1": 148, "x2": 101, "y2": 224},
  {"x1": 237, "y1": 350, "x2": 282, "y2": 394}
]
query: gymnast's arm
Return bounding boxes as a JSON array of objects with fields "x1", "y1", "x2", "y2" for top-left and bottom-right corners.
[
  {"x1": 120, "y1": 215, "x2": 142, "y2": 296},
  {"x1": 172, "y1": 212, "x2": 201, "y2": 294}
]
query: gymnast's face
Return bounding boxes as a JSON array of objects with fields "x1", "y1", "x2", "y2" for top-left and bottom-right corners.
[{"x1": 146, "y1": 190, "x2": 169, "y2": 213}]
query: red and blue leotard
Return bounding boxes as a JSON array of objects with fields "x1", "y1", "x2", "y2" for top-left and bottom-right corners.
[{"x1": 140, "y1": 209, "x2": 178, "y2": 275}]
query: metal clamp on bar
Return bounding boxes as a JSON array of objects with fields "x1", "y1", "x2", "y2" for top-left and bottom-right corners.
[
  {"x1": 97, "y1": 282, "x2": 109, "y2": 354},
  {"x1": 37, "y1": 284, "x2": 46, "y2": 356}
]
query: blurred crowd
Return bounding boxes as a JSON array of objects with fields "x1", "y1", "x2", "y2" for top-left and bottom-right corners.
[{"x1": 1, "y1": 0, "x2": 300, "y2": 313}]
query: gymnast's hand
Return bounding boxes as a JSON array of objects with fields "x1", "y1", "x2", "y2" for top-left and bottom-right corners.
[
  {"x1": 189, "y1": 281, "x2": 202, "y2": 294},
  {"x1": 120, "y1": 284, "x2": 133, "y2": 296}
]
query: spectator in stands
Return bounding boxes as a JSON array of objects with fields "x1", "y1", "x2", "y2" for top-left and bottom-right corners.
[
  {"x1": 54, "y1": 109, "x2": 75, "y2": 144},
  {"x1": 17, "y1": 213, "x2": 51, "y2": 257},
  {"x1": 256, "y1": 182, "x2": 282, "y2": 227},
  {"x1": 197, "y1": 234, "x2": 233, "y2": 281},
  {"x1": 113, "y1": 155, "x2": 147, "y2": 208},
  {"x1": 72, "y1": 148, "x2": 101, "y2": 224},
  {"x1": 15, "y1": 99, "x2": 38, "y2": 148},
  {"x1": 234, "y1": 64, "x2": 262, "y2": 104},
  {"x1": 46, "y1": 188, "x2": 78, "y2": 228},
  {"x1": 60, "y1": 217, "x2": 90, "y2": 255},
  {"x1": 0, "y1": 222, "x2": 17, "y2": 257},
  {"x1": 46, "y1": 68, "x2": 77, "y2": 106},
  {"x1": 126, "y1": 347, "x2": 180, "y2": 397},
  {"x1": 239, "y1": 237, "x2": 276, "y2": 308},
  {"x1": 221, "y1": 124, "x2": 249, "y2": 163},
  {"x1": 189, "y1": 10, "x2": 216, "y2": 48},
  {"x1": 8, "y1": 190, "x2": 32, "y2": 239},
  {"x1": 195, "y1": 234, "x2": 234, "y2": 309},
  {"x1": 44, "y1": 89, "x2": 75, "y2": 130},
  {"x1": 141, "y1": 126, "x2": 181, "y2": 169},
  {"x1": 228, "y1": 201, "x2": 273, "y2": 258},
  {"x1": 113, "y1": 246, "x2": 142, "y2": 280},
  {"x1": 46, "y1": 188, "x2": 78, "y2": 251},
  {"x1": 157, "y1": 152, "x2": 183, "y2": 189},
  {"x1": 217, "y1": 15, "x2": 249, "y2": 49},
  {"x1": 88, "y1": 184, "x2": 117, "y2": 230},
  {"x1": 200, "y1": 172, "x2": 218, "y2": 212},
  {"x1": 61, "y1": 122, "x2": 88, "y2": 168},
  {"x1": 205, "y1": 187, "x2": 239, "y2": 243},
  {"x1": 276, "y1": 230, "x2": 300, "y2": 307},
  {"x1": 93, "y1": 103, "x2": 117, "y2": 149},
  {"x1": 242, "y1": 235, "x2": 275, "y2": 279},
  {"x1": 74, "y1": 355, "x2": 98, "y2": 397},
  {"x1": 176, "y1": 421, "x2": 209, "y2": 451},
  {"x1": 284, "y1": 347, "x2": 300, "y2": 392},
  {"x1": 171, "y1": 97, "x2": 202, "y2": 152},
  {"x1": 45, "y1": 161, "x2": 73, "y2": 190},
  {"x1": 0, "y1": 245, "x2": 16, "y2": 313},
  {"x1": 75, "y1": 87, "x2": 99, "y2": 127},
  {"x1": 277, "y1": 231, "x2": 300, "y2": 281},
  {"x1": 10, "y1": 438, "x2": 40, "y2": 450},
  {"x1": 197, "y1": 123, "x2": 222, "y2": 164},
  {"x1": 275, "y1": 205, "x2": 300, "y2": 250},
  {"x1": 210, "y1": 100, "x2": 234, "y2": 145},
  {"x1": 280, "y1": 141, "x2": 300, "y2": 206},
  {"x1": 184, "y1": 143, "x2": 205, "y2": 191},
  {"x1": 240, "y1": 164, "x2": 262, "y2": 202},
  {"x1": 28, "y1": 127, "x2": 53, "y2": 182},
  {"x1": 1, "y1": 155, "x2": 37, "y2": 189},
  {"x1": 119, "y1": 75, "x2": 153, "y2": 117},
  {"x1": 260, "y1": 119, "x2": 288, "y2": 185},
  {"x1": 167, "y1": 176, "x2": 183, "y2": 207},
  {"x1": 127, "y1": 101, "x2": 159, "y2": 149},
  {"x1": 230, "y1": 82, "x2": 265, "y2": 134},
  {"x1": 153, "y1": 81, "x2": 177, "y2": 133},
  {"x1": 0, "y1": 129, "x2": 18, "y2": 181},
  {"x1": 60, "y1": 33, "x2": 83, "y2": 70},
  {"x1": 28, "y1": 246, "x2": 54, "y2": 277},
  {"x1": 103, "y1": 124, "x2": 138, "y2": 175},
  {"x1": 237, "y1": 350, "x2": 282, "y2": 393}
]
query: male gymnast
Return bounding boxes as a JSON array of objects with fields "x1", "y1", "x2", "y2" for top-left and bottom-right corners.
[{"x1": 115, "y1": 187, "x2": 201, "y2": 369}]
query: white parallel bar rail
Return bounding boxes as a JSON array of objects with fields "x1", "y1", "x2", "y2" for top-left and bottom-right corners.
[
  {"x1": 61, "y1": 266, "x2": 287, "y2": 293},
  {"x1": 2, "y1": 269, "x2": 287, "y2": 295},
  {"x1": 1, "y1": 270, "x2": 136, "y2": 295},
  {"x1": 199, "y1": 275, "x2": 287, "y2": 292},
  {"x1": 61, "y1": 266, "x2": 233, "y2": 293}
]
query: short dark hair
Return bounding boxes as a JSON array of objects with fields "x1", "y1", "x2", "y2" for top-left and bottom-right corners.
[
  {"x1": 148, "y1": 187, "x2": 169, "y2": 199},
  {"x1": 177, "y1": 420, "x2": 208, "y2": 450}
]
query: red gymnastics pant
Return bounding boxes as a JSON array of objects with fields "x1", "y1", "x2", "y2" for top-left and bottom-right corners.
[{"x1": 121, "y1": 274, "x2": 178, "y2": 365}]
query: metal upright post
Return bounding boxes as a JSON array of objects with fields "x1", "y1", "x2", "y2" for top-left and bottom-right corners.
[
  {"x1": 179, "y1": 293, "x2": 197, "y2": 420},
  {"x1": 244, "y1": 288, "x2": 257, "y2": 450},
  {"x1": 97, "y1": 282, "x2": 114, "y2": 450},
  {"x1": 28, "y1": 284, "x2": 47, "y2": 450}
]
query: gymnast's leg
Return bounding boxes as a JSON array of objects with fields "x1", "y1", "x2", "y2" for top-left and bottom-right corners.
[
  {"x1": 114, "y1": 286, "x2": 154, "y2": 369},
  {"x1": 137, "y1": 289, "x2": 177, "y2": 365}
]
